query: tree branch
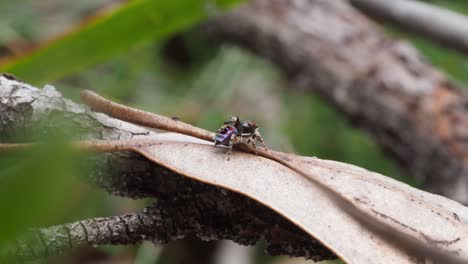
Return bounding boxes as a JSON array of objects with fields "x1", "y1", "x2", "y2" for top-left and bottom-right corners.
[
  {"x1": 202, "y1": 0, "x2": 468, "y2": 203},
  {"x1": 350, "y1": 0, "x2": 468, "y2": 55},
  {"x1": 0, "y1": 76, "x2": 335, "y2": 262},
  {"x1": 4, "y1": 182, "x2": 335, "y2": 262},
  {"x1": 3, "y1": 204, "x2": 168, "y2": 261}
]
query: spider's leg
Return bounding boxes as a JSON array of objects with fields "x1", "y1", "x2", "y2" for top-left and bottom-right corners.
[
  {"x1": 238, "y1": 134, "x2": 246, "y2": 144},
  {"x1": 249, "y1": 137, "x2": 256, "y2": 148},
  {"x1": 254, "y1": 130, "x2": 267, "y2": 150},
  {"x1": 226, "y1": 147, "x2": 232, "y2": 161},
  {"x1": 226, "y1": 134, "x2": 238, "y2": 161},
  {"x1": 246, "y1": 136, "x2": 258, "y2": 154}
]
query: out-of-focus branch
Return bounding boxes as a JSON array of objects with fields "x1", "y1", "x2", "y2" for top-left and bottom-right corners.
[
  {"x1": 0, "y1": 76, "x2": 335, "y2": 262},
  {"x1": 3, "y1": 204, "x2": 168, "y2": 261},
  {"x1": 202, "y1": 0, "x2": 468, "y2": 203},
  {"x1": 350, "y1": 0, "x2": 468, "y2": 55}
]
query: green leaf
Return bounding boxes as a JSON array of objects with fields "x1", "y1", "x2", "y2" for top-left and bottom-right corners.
[
  {"x1": 0, "y1": 138, "x2": 83, "y2": 244},
  {"x1": 0, "y1": 0, "x2": 244, "y2": 85}
]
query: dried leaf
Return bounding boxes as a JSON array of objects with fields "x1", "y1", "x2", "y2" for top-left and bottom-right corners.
[{"x1": 115, "y1": 133, "x2": 468, "y2": 264}]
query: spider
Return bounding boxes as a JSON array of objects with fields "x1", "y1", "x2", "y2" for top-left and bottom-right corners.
[{"x1": 213, "y1": 116, "x2": 267, "y2": 157}]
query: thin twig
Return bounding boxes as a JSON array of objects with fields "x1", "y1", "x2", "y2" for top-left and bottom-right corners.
[
  {"x1": 0, "y1": 140, "x2": 159, "y2": 153},
  {"x1": 81, "y1": 90, "x2": 215, "y2": 142}
]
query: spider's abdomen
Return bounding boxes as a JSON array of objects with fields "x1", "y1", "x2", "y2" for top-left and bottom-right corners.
[{"x1": 214, "y1": 125, "x2": 238, "y2": 146}]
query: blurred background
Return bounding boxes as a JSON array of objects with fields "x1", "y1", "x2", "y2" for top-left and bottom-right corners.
[{"x1": 0, "y1": 0, "x2": 467, "y2": 263}]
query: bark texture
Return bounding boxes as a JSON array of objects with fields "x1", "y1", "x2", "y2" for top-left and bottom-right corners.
[
  {"x1": 0, "y1": 76, "x2": 335, "y2": 262},
  {"x1": 202, "y1": 0, "x2": 468, "y2": 203}
]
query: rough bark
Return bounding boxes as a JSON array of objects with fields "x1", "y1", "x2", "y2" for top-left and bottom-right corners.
[
  {"x1": 0, "y1": 76, "x2": 335, "y2": 262},
  {"x1": 202, "y1": 0, "x2": 468, "y2": 203},
  {"x1": 350, "y1": 0, "x2": 468, "y2": 55}
]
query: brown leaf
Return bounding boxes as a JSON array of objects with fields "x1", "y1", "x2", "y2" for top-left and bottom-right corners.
[{"x1": 111, "y1": 133, "x2": 468, "y2": 264}]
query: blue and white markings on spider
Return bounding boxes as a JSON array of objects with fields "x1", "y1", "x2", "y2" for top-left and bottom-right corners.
[{"x1": 213, "y1": 116, "x2": 267, "y2": 160}]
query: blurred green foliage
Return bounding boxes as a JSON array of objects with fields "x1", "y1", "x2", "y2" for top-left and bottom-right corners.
[
  {"x1": 0, "y1": 0, "x2": 467, "y2": 263},
  {"x1": 0, "y1": 136, "x2": 83, "y2": 244},
  {"x1": 423, "y1": 0, "x2": 468, "y2": 15},
  {"x1": 0, "y1": 0, "x2": 243, "y2": 85}
]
